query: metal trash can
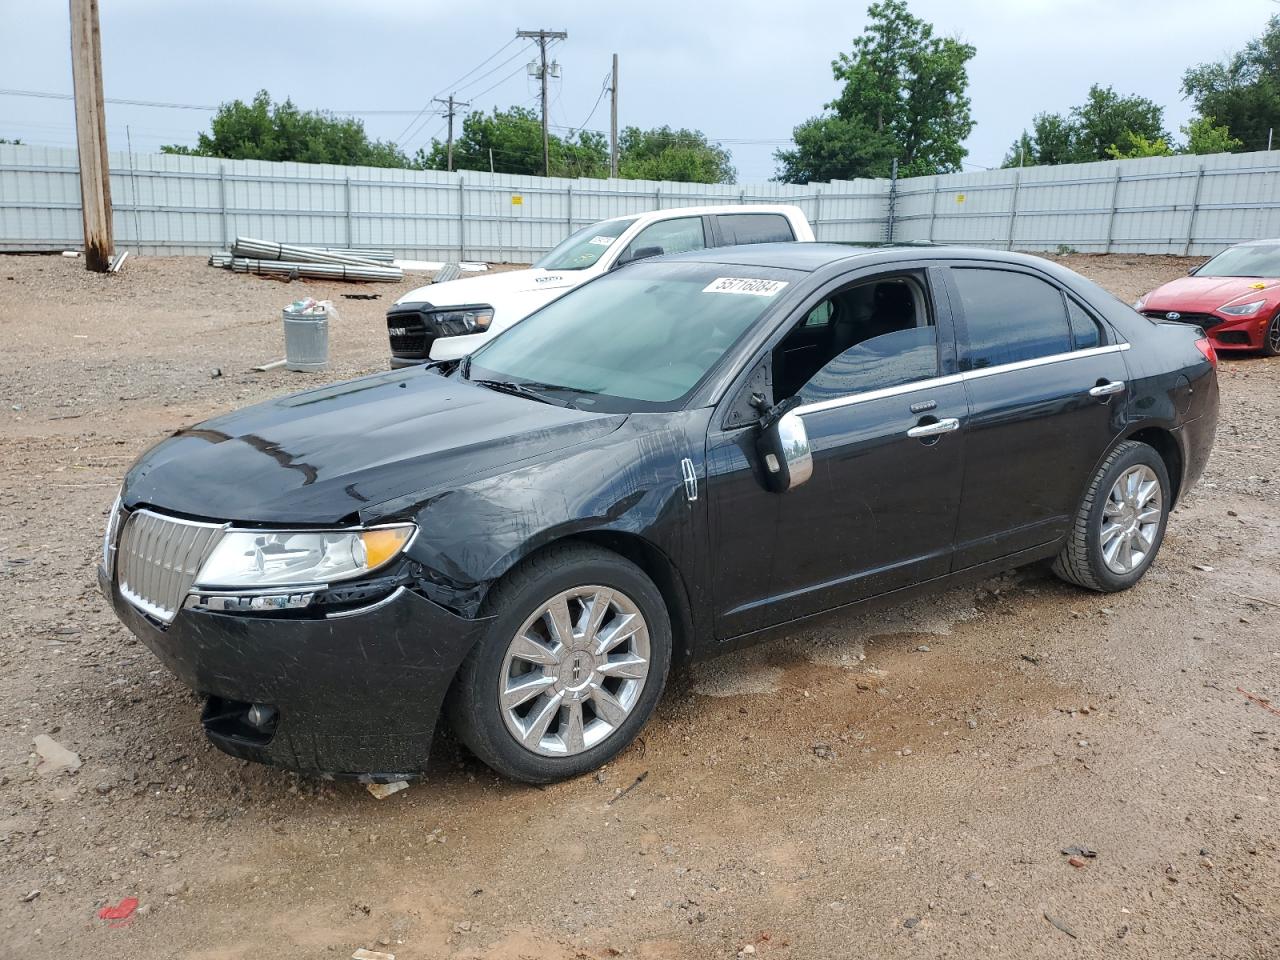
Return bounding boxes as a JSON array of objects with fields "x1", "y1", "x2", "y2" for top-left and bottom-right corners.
[{"x1": 282, "y1": 306, "x2": 330, "y2": 372}]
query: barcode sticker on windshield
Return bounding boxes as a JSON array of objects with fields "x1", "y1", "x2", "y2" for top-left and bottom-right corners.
[
  {"x1": 588, "y1": 236, "x2": 616, "y2": 246},
  {"x1": 703, "y1": 277, "x2": 789, "y2": 297}
]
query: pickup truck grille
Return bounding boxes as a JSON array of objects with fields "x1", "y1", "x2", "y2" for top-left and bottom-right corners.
[
  {"x1": 116, "y1": 510, "x2": 223, "y2": 624},
  {"x1": 387, "y1": 308, "x2": 433, "y2": 359}
]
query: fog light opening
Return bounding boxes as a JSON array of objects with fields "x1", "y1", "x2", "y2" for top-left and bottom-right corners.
[{"x1": 246, "y1": 703, "x2": 278, "y2": 731}]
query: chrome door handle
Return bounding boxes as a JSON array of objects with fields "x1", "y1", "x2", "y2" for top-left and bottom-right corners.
[
  {"x1": 1089, "y1": 380, "x2": 1126, "y2": 398},
  {"x1": 906, "y1": 417, "x2": 960, "y2": 439}
]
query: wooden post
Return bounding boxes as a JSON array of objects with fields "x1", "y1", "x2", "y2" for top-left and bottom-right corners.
[
  {"x1": 69, "y1": 0, "x2": 114, "y2": 271},
  {"x1": 609, "y1": 53, "x2": 619, "y2": 179}
]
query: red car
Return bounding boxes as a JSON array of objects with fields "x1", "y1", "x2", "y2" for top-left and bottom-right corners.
[{"x1": 1135, "y1": 239, "x2": 1280, "y2": 356}]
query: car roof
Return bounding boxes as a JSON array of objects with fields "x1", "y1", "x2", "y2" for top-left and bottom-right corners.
[
  {"x1": 597, "y1": 204, "x2": 805, "y2": 226},
  {"x1": 1231, "y1": 238, "x2": 1280, "y2": 247},
  {"x1": 659, "y1": 241, "x2": 1056, "y2": 272}
]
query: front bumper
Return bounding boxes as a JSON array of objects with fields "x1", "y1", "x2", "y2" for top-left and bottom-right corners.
[
  {"x1": 386, "y1": 304, "x2": 492, "y2": 365},
  {"x1": 100, "y1": 567, "x2": 489, "y2": 779},
  {"x1": 1145, "y1": 310, "x2": 1270, "y2": 351}
]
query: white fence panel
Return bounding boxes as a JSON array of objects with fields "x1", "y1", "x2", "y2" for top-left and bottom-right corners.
[{"x1": 1, "y1": 144, "x2": 1277, "y2": 260}]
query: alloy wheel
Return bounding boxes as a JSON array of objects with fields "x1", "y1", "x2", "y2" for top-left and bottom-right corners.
[
  {"x1": 1099, "y1": 464, "x2": 1163, "y2": 575},
  {"x1": 498, "y1": 586, "x2": 651, "y2": 757},
  {"x1": 1268, "y1": 313, "x2": 1280, "y2": 354}
]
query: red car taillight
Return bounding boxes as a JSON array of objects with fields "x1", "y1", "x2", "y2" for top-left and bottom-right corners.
[{"x1": 1194, "y1": 336, "x2": 1218, "y2": 369}]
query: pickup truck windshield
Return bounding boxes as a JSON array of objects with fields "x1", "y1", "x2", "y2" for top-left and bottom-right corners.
[
  {"x1": 533, "y1": 219, "x2": 636, "y2": 271},
  {"x1": 466, "y1": 261, "x2": 799, "y2": 412}
]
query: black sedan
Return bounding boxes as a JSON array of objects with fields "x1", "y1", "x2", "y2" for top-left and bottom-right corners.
[{"x1": 100, "y1": 244, "x2": 1219, "y2": 784}]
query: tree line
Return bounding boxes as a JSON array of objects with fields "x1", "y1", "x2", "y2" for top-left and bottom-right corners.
[
  {"x1": 153, "y1": 4, "x2": 1279, "y2": 183},
  {"x1": 159, "y1": 92, "x2": 734, "y2": 183}
]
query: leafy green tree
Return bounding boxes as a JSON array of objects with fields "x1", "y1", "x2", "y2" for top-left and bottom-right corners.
[
  {"x1": 1003, "y1": 112, "x2": 1079, "y2": 166},
  {"x1": 775, "y1": 0, "x2": 976, "y2": 182},
  {"x1": 1182, "y1": 16, "x2": 1280, "y2": 152},
  {"x1": 162, "y1": 91, "x2": 412, "y2": 167},
  {"x1": 618, "y1": 126, "x2": 735, "y2": 183},
  {"x1": 1073, "y1": 85, "x2": 1167, "y2": 161},
  {"x1": 1180, "y1": 116, "x2": 1244, "y2": 154},
  {"x1": 0, "y1": 137, "x2": 21, "y2": 145},
  {"x1": 1003, "y1": 85, "x2": 1167, "y2": 166},
  {"x1": 1105, "y1": 132, "x2": 1174, "y2": 159},
  {"x1": 417, "y1": 106, "x2": 608, "y2": 178}
]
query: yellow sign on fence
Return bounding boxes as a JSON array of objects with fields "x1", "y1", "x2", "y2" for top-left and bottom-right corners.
[{"x1": 511, "y1": 195, "x2": 523, "y2": 206}]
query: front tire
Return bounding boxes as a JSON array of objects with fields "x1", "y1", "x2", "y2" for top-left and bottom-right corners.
[
  {"x1": 447, "y1": 544, "x2": 671, "y2": 784},
  {"x1": 1052, "y1": 440, "x2": 1171, "y2": 593},
  {"x1": 1263, "y1": 310, "x2": 1280, "y2": 358}
]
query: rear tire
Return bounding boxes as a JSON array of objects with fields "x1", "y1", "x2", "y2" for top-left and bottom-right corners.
[
  {"x1": 447, "y1": 544, "x2": 671, "y2": 784},
  {"x1": 1052, "y1": 440, "x2": 1171, "y2": 593}
]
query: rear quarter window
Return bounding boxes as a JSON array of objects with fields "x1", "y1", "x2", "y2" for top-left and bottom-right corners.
[{"x1": 717, "y1": 213, "x2": 795, "y2": 246}]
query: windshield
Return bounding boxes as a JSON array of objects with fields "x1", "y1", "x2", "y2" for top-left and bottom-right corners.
[
  {"x1": 1196, "y1": 243, "x2": 1280, "y2": 278},
  {"x1": 533, "y1": 218, "x2": 636, "y2": 271},
  {"x1": 466, "y1": 262, "x2": 800, "y2": 412}
]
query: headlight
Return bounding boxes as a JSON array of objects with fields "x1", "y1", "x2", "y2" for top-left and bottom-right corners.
[
  {"x1": 195, "y1": 524, "x2": 415, "y2": 589},
  {"x1": 1219, "y1": 299, "x2": 1266, "y2": 316},
  {"x1": 430, "y1": 306, "x2": 494, "y2": 336}
]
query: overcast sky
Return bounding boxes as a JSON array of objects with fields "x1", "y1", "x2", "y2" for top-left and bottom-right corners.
[{"x1": 1, "y1": 0, "x2": 1273, "y2": 181}]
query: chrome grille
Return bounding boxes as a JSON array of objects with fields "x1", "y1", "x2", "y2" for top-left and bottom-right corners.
[{"x1": 116, "y1": 510, "x2": 223, "y2": 624}]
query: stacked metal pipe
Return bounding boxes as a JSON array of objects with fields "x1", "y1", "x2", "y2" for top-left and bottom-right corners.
[
  {"x1": 229, "y1": 258, "x2": 403, "y2": 282},
  {"x1": 207, "y1": 236, "x2": 403, "y2": 282}
]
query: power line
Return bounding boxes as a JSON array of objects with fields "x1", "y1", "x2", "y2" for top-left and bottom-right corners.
[
  {"x1": 563, "y1": 73, "x2": 611, "y2": 140},
  {"x1": 463, "y1": 57, "x2": 539, "y2": 109},
  {"x1": 0, "y1": 87, "x2": 435, "y2": 117},
  {"x1": 394, "y1": 39, "x2": 530, "y2": 145}
]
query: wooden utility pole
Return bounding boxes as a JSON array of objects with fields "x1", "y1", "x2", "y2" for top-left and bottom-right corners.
[
  {"x1": 433, "y1": 93, "x2": 470, "y2": 172},
  {"x1": 517, "y1": 28, "x2": 567, "y2": 177},
  {"x1": 609, "y1": 53, "x2": 619, "y2": 179},
  {"x1": 69, "y1": 0, "x2": 114, "y2": 272}
]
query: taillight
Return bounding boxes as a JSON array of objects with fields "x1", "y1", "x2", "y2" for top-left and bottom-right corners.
[{"x1": 1194, "y1": 336, "x2": 1218, "y2": 369}]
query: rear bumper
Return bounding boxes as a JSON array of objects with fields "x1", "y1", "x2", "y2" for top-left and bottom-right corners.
[{"x1": 101, "y1": 567, "x2": 489, "y2": 779}]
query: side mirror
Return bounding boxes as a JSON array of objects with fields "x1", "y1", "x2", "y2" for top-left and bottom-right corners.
[
  {"x1": 619, "y1": 245, "x2": 663, "y2": 267},
  {"x1": 757, "y1": 408, "x2": 813, "y2": 492}
]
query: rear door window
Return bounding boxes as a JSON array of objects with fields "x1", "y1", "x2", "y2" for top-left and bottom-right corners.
[
  {"x1": 951, "y1": 268, "x2": 1072, "y2": 370},
  {"x1": 716, "y1": 213, "x2": 795, "y2": 246}
]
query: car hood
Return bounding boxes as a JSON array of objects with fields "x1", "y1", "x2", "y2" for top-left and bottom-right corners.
[
  {"x1": 1141, "y1": 275, "x2": 1280, "y2": 312},
  {"x1": 123, "y1": 368, "x2": 624, "y2": 524},
  {"x1": 396, "y1": 267, "x2": 588, "y2": 310}
]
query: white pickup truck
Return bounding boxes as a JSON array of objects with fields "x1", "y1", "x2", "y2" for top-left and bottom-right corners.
[{"x1": 386, "y1": 204, "x2": 815, "y2": 366}]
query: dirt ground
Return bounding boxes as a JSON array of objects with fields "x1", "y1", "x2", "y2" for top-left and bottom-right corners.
[{"x1": 0, "y1": 253, "x2": 1277, "y2": 960}]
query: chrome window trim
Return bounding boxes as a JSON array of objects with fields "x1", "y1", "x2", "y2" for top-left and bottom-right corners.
[{"x1": 793, "y1": 342, "x2": 1130, "y2": 418}]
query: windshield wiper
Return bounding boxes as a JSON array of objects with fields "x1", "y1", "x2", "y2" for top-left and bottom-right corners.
[{"x1": 470, "y1": 378, "x2": 571, "y2": 407}]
